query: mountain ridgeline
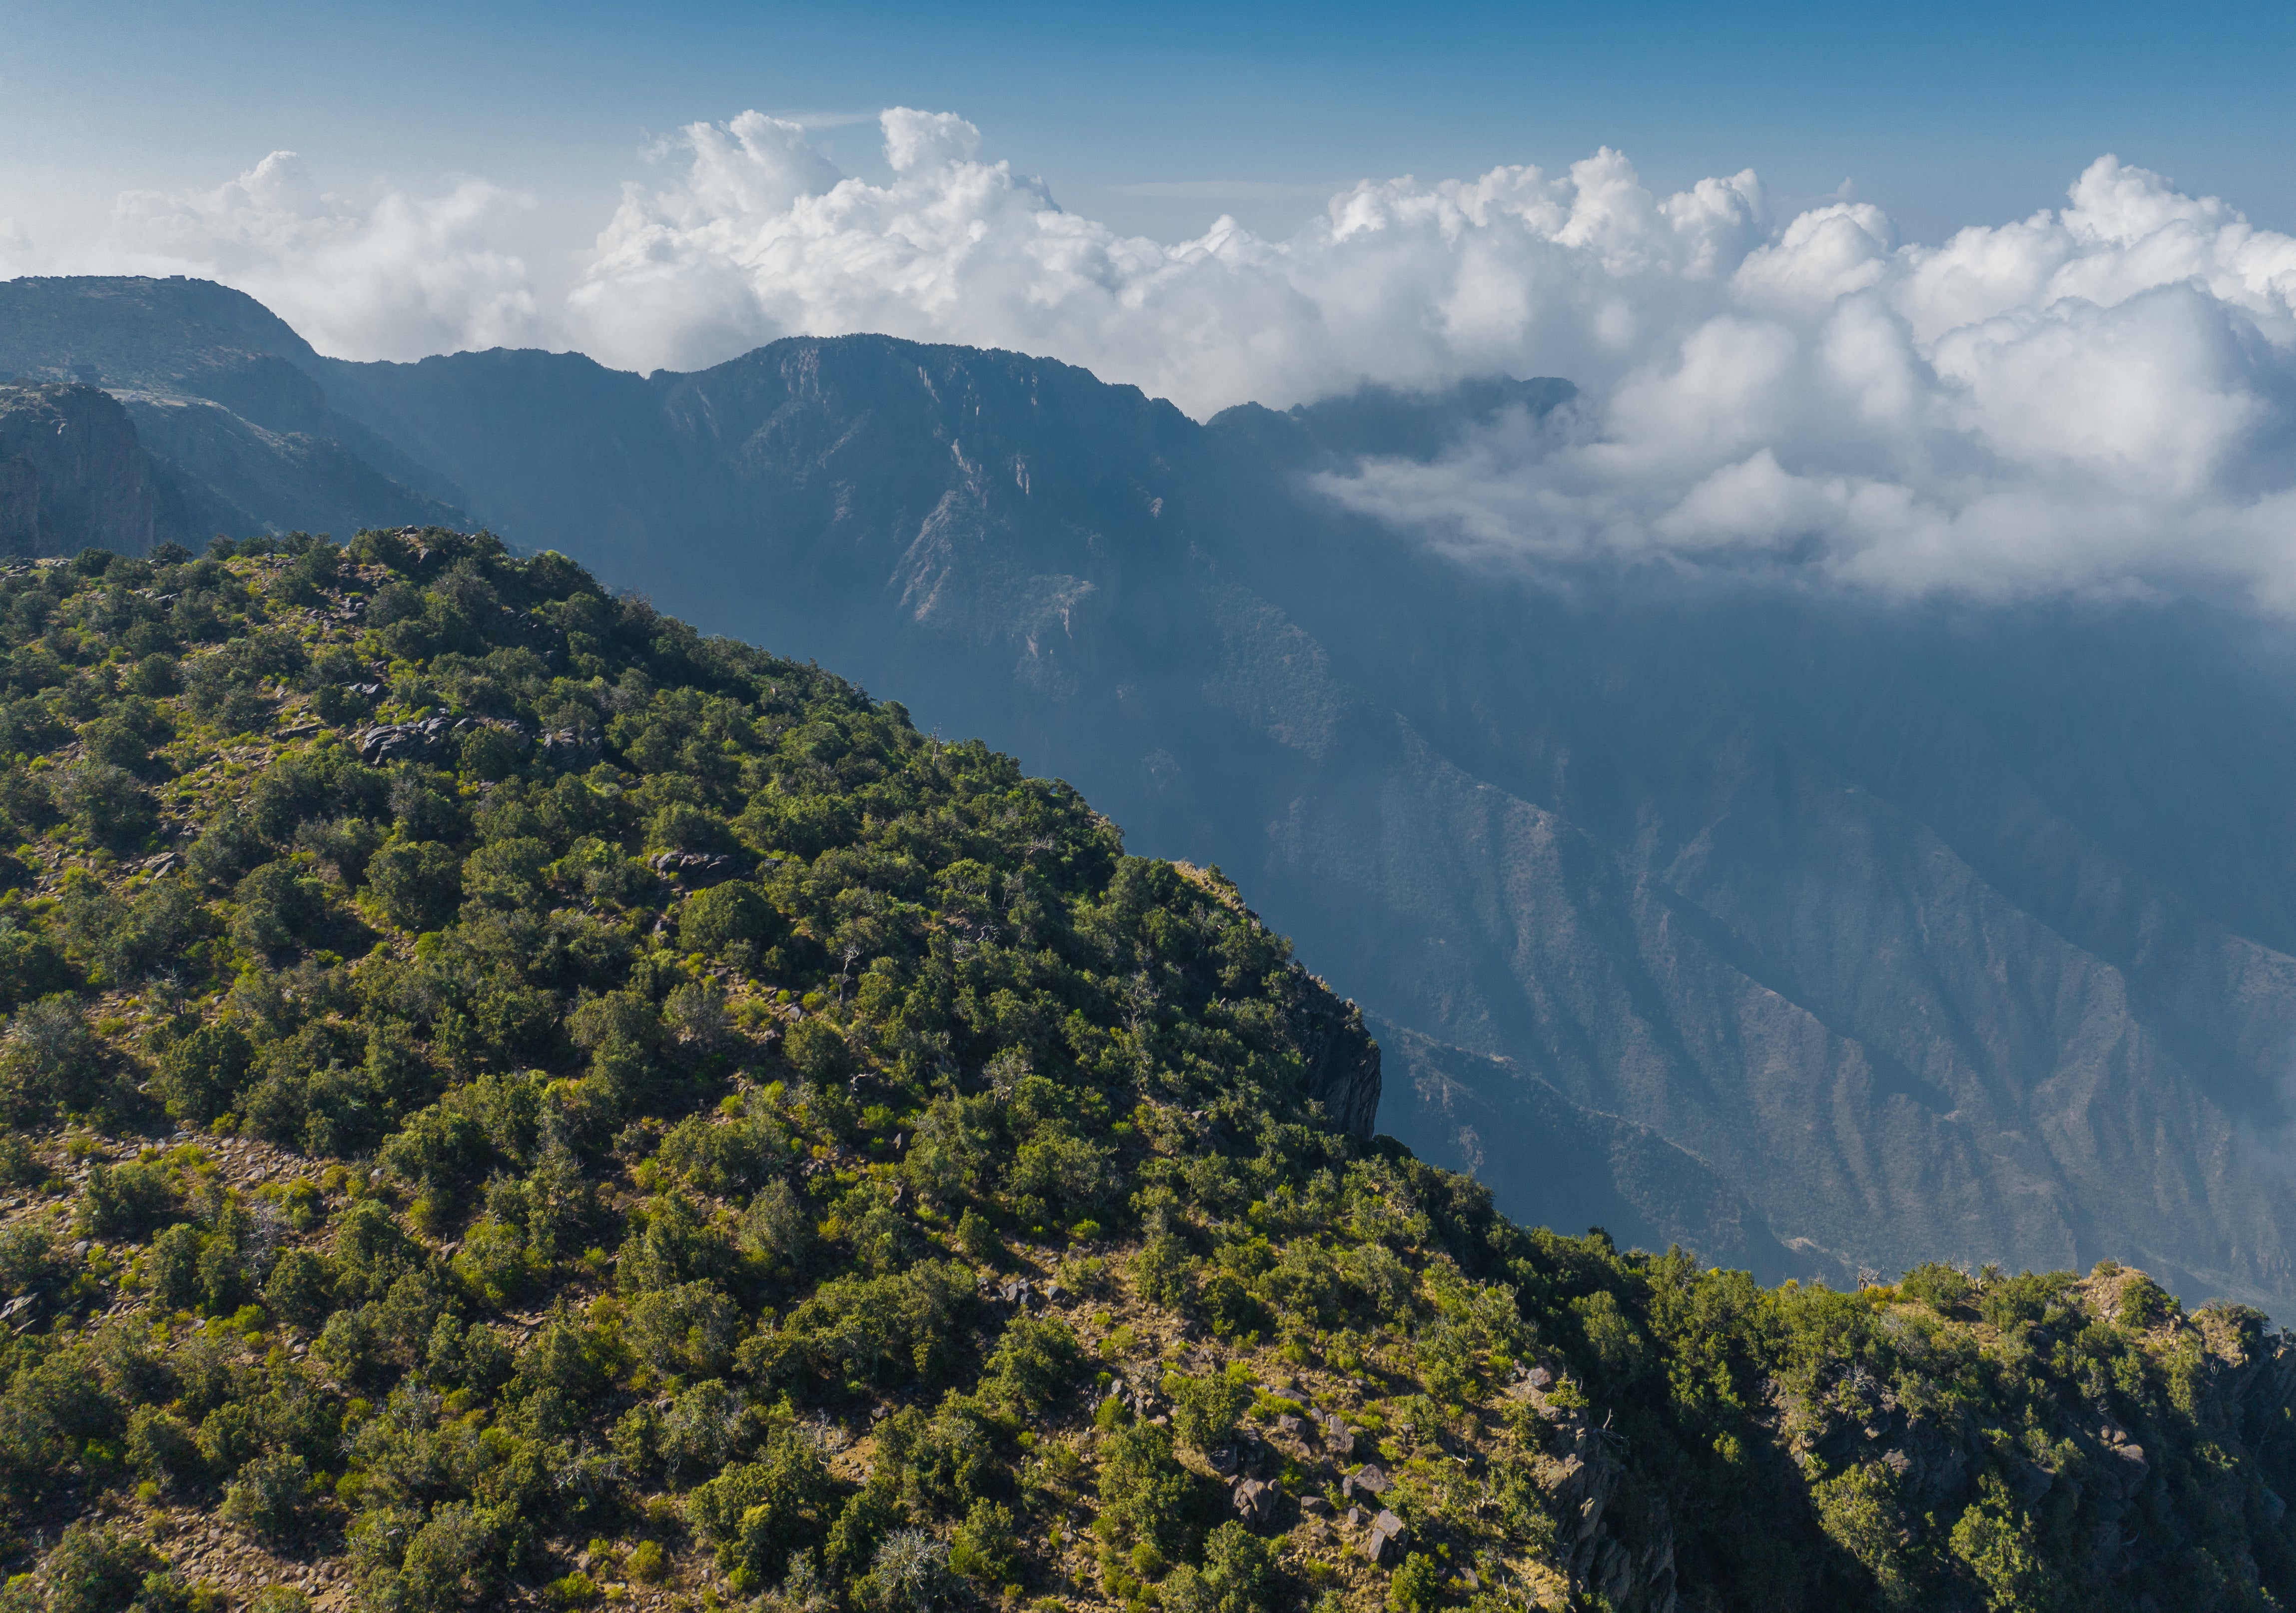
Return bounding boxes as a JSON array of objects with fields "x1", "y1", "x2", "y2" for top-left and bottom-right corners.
[
  {"x1": 0, "y1": 531, "x2": 2290, "y2": 1613},
  {"x1": 10, "y1": 275, "x2": 2296, "y2": 1327}
]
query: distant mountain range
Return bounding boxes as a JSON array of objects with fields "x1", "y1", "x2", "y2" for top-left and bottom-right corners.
[{"x1": 11, "y1": 273, "x2": 2296, "y2": 1314}]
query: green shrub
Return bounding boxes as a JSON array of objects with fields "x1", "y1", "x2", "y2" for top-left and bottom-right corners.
[
  {"x1": 625, "y1": 1280, "x2": 741, "y2": 1378},
  {"x1": 544, "y1": 1572, "x2": 599, "y2": 1609},
  {"x1": 222, "y1": 1451, "x2": 311, "y2": 1539},
  {"x1": 779, "y1": 1261, "x2": 974, "y2": 1390},
  {"x1": 1167, "y1": 1364, "x2": 1253, "y2": 1454},
  {"x1": 232, "y1": 861, "x2": 334, "y2": 957},
  {"x1": 976, "y1": 1315, "x2": 1083, "y2": 1419},
  {"x1": 76, "y1": 1159, "x2": 178, "y2": 1240},
  {"x1": 1096, "y1": 1422, "x2": 1200, "y2": 1563},
  {"x1": 265, "y1": 1248, "x2": 336, "y2": 1330},
  {"x1": 58, "y1": 762, "x2": 156, "y2": 847},
  {"x1": 155, "y1": 1022, "x2": 255, "y2": 1123},
  {"x1": 127, "y1": 1405, "x2": 200, "y2": 1491},
  {"x1": 365, "y1": 838, "x2": 463, "y2": 931},
  {"x1": 387, "y1": 1502, "x2": 505, "y2": 1613},
  {"x1": 1386, "y1": 1553, "x2": 1442, "y2": 1613},
  {"x1": 1948, "y1": 1474, "x2": 2057, "y2": 1611},
  {"x1": 0, "y1": 995, "x2": 106, "y2": 1119},
  {"x1": 950, "y1": 1498, "x2": 1019, "y2": 1583},
  {"x1": 39, "y1": 1522, "x2": 164, "y2": 1613},
  {"x1": 679, "y1": 881, "x2": 782, "y2": 959},
  {"x1": 687, "y1": 1432, "x2": 838, "y2": 1580},
  {"x1": 1898, "y1": 1262, "x2": 1974, "y2": 1315},
  {"x1": 0, "y1": 918, "x2": 71, "y2": 1011},
  {"x1": 148, "y1": 1222, "x2": 205, "y2": 1311}
]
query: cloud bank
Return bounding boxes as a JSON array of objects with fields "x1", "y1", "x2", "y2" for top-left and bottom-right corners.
[
  {"x1": 17, "y1": 110, "x2": 2296, "y2": 604},
  {"x1": 48, "y1": 151, "x2": 543, "y2": 361}
]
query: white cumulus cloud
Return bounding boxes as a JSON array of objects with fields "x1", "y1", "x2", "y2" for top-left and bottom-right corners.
[
  {"x1": 565, "y1": 110, "x2": 1770, "y2": 412},
  {"x1": 1320, "y1": 158, "x2": 2296, "y2": 604},
  {"x1": 95, "y1": 150, "x2": 542, "y2": 361}
]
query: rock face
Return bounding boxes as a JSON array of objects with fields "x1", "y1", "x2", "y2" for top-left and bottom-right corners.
[
  {"x1": 0, "y1": 383, "x2": 166, "y2": 556},
  {"x1": 1291, "y1": 974, "x2": 1382, "y2": 1139},
  {"x1": 1511, "y1": 1374, "x2": 1680, "y2": 1613}
]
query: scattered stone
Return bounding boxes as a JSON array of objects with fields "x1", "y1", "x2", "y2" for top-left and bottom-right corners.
[
  {"x1": 1343, "y1": 1462, "x2": 1391, "y2": 1499},
  {"x1": 1274, "y1": 1413, "x2": 1303, "y2": 1436},
  {"x1": 539, "y1": 728, "x2": 601, "y2": 766},
  {"x1": 1232, "y1": 1477, "x2": 1283, "y2": 1525},
  {"x1": 1362, "y1": 1510, "x2": 1407, "y2": 1566},
  {"x1": 1299, "y1": 1496, "x2": 1332, "y2": 1518},
  {"x1": 356, "y1": 715, "x2": 467, "y2": 766},
  {"x1": 648, "y1": 849, "x2": 742, "y2": 883}
]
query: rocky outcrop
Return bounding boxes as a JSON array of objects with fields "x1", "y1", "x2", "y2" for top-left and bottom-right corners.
[
  {"x1": 1761, "y1": 1279, "x2": 2296, "y2": 1602},
  {"x1": 356, "y1": 714, "x2": 472, "y2": 766},
  {"x1": 648, "y1": 850, "x2": 745, "y2": 884},
  {"x1": 0, "y1": 383, "x2": 168, "y2": 556},
  {"x1": 1513, "y1": 1368, "x2": 1679, "y2": 1613},
  {"x1": 1290, "y1": 974, "x2": 1382, "y2": 1138}
]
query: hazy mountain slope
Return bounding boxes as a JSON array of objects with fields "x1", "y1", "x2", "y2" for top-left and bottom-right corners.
[
  {"x1": 0, "y1": 277, "x2": 472, "y2": 534},
  {"x1": 1199, "y1": 535, "x2": 2296, "y2": 1305},
  {"x1": 307, "y1": 347, "x2": 683, "y2": 552},
  {"x1": 121, "y1": 392, "x2": 465, "y2": 537},
  {"x1": 1369, "y1": 1016, "x2": 1800, "y2": 1279}
]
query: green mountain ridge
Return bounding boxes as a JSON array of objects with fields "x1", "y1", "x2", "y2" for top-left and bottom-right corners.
[
  {"x1": 8, "y1": 276, "x2": 2296, "y2": 1324},
  {"x1": 0, "y1": 529, "x2": 2290, "y2": 1613}
]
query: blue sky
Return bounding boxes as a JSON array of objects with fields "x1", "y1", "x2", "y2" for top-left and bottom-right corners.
[{"x1": 6, "y1": 0, "x2": 2295, "y2": 251}]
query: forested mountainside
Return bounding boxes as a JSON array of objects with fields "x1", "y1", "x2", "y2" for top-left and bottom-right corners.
[
  {"x1": 15, "y1": 274, "x2": 2296, "y2": 1320},
  {"x1": 0, "y1": 529, "x2": 2292, "y2": 1613}
]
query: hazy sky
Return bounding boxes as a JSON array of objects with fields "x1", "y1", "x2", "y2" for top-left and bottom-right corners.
[{"x1": 6, "y1": 0, "x2": 2294, "y2": 253}]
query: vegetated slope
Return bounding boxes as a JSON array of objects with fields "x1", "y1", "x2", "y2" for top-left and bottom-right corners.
[
  {"x1": 14, "y1": 278, "x2": 2296, "y2": 1321},
  {"x1": 0, "y1": 532, "x2": 2291, "y2": 1613}
]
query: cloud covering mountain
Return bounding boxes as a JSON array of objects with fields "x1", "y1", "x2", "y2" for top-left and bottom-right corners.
[{"x1": 8, "y1": 108, "x2": 2296, "y2": 601}]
